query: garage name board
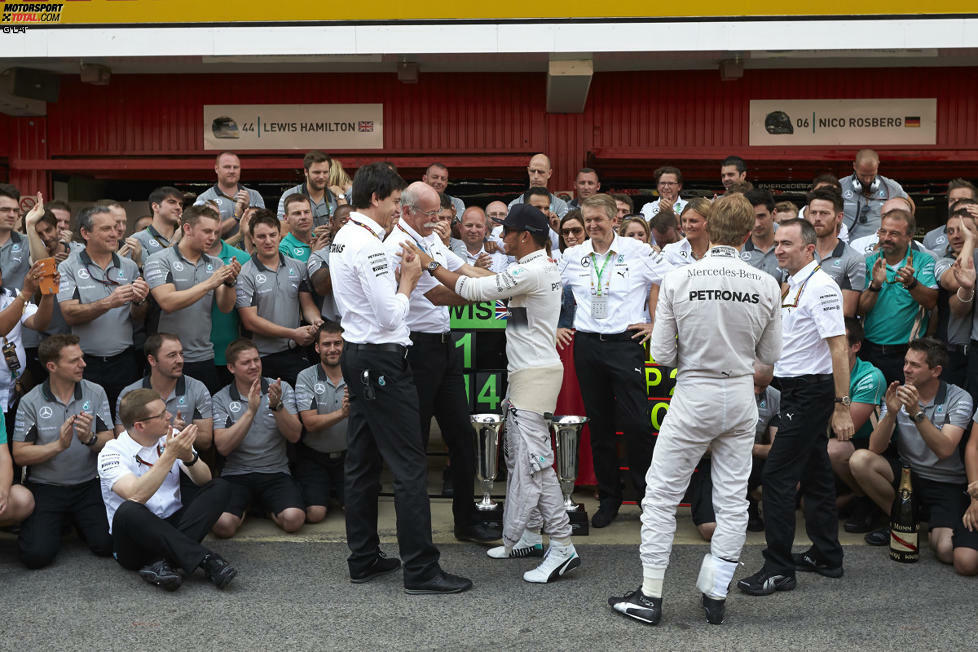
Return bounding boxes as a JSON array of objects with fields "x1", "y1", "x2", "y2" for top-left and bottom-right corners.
[{"x1": 203, "y1": 104, "x2": 383, "y2": 151}]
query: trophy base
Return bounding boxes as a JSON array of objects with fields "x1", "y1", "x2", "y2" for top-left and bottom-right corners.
[
  {"x1": 567, "y1": 507, "x2": 589, "y2": 536},
  {"x1": 474, "y1": 501, "x2": 504, "y2": 527}
]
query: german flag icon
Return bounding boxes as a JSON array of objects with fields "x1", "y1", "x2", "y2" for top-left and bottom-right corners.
[{"x1": 905, "y1": 116, "x2": 921, "y2": 128}]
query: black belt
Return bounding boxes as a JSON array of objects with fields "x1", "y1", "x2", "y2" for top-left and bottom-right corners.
[
  {"x1": 410, "y1": 331, "x2": 453, "y2": 344},
  {"x1": 345, "y1": 342, "x2": 408, "y2": 354},
  {"x1": 83, "y1": 349, "x2": 132, "y2": 363},
  {"x1": 862, "y1": 340, "x2": 909, "y2": 356},
  {"x1": 949, "y1": 342, "x2": 970, "y2": 355},
  {"x1": 576, "y1": 330, "x2": 634, "y2": 342},
  {"x1": 777, "y1": 373, "x2": 834, "y2": 386}
]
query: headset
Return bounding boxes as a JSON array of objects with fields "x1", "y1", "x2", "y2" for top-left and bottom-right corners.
[{"x1": 851, "y1": 175, "x2": 882, "y2": 196}]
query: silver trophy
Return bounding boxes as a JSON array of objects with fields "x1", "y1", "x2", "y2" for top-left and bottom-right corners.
[
  {"x1": 551, "y1": 415, "x2": 589, "y2": 512},
  {"x1": 471, "y1": 414, "x2": 504, "y2": 512}
]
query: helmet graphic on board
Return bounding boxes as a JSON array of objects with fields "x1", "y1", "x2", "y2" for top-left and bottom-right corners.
[
  {"x1": 764, "y1": 111, "x2": 793, "y2": 135},
  {"x1": 212, "y1": 116, "x2": 240, "y2": 139}
]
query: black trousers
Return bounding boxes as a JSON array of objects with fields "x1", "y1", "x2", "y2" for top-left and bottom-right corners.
[
  {"x1": 965, "y1": 340, "x2": 978, "y2": 404},
  {"x1": 341, "y1": 344, "x2": 440, "y2": 584},
  {"x1": 112, "y1": 479, "x2": 230, "y2": 573},
  {"x1": 573, "y1": 333, "x2": 651, "y2": 506},
  {"x1": 941, "y1": 346, "x2": 968, "y2": 388},
  {"x1": 83, "y1": 348, "x2": 140, "y2": 421},
  {"x1": 183, "y1": 359, "x2": 221, "y2": 395},
  {"x1": 18, "y1": 478, "x2": 113, "y2": 569},
  {"x1": 408, "y1": 332, "x2": 477, "y2": 530},
  {"x1": 859, "y1": 340, "x2": 908, "y2": 387},
  {"x1": 762, "y1": 375, "x2": 843, "y2": 574},
  {"x1": 260, "y1": 348, "x2": 310, "y2": 388}
]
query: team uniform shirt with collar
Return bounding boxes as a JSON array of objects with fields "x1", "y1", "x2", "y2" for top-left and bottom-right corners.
[
  {"x1": 130, "y1": 225, "x2": 175, "y2": 260},
  {"x1": 212, "y1": 377, "x2": 298, "y2": 476},
  {"x1": 235, "y1": 253, "x2": 311, "y2": 356},
  {"x1": 0, "y1": 231, "x2": 29, "y2": 290},
  {"x1": 508, "y1": 192, "x2": 569, "y2": 218},
  {"x1": 279, "y1": 232, "x2": 312, "y2": 263},
  {"x1": 840, "y1": 174, "x2": 909, "y2": 241},
  {"x1": 640, "y1": 197, "x2": 688, "y2": 221},
  {"x1": 816, "y1": 240, "x2": 866, "y2": 293},
  {"x1": 923, "y1": 226, "x2": 950, "y2": 258},
  {"x1": 0, "y1": 289, "x2": 37, "y2": 411},
  {"x1": 775, "y1": 259, "x2": 846, "y2": 378},
  {"x1": 850, "y1": 358, "x2": 886, "y2": 440},
  {"x1": 194, "y1": 184, "x2": 265, "y2": 237},
  {"x1": 651, "y1": 246, "x2": 782, "y2": 380},
  {"x1": 143, "y1": 247, "x2": 226, "y2": 363},
  {"x1": 58, "y1": 251, "x2": 142, "y2": 357},
  {"x1": 113, "y1": 375, "x2": 212, "y2": 431},
  {"x1": 755, "y1": 386, "x2": 781, "y2": 444},
  {"x1": 935, "y1": 256, "x2": 973, "y2": 346},
  {"x1": 382, "y1": 219, "x2": 465, "y2": 335},
  {"x1": 294, "y1": 364, "x2": 347, "y2": 454},
  {"x1": 97, "y1": 430, "x2": 191, "y2": 532},
  {"x1": 275, "y1": 182, "x2": 338, "y2": 227},
  {"x1": 328, "y1": 212, "x2": 412, "y2": 346},
  {"x1": 880, "y1": 382, "x2": 972, "y2": 483},
  {"x1": 13, "y1": 379, "x2": 112, "y2": 486},
  {"x1": 740, "y1": 239, "x2": 785, "y2": 282},
  {"x1": 660, "y1": 237, "x2": 707, "y2": 268},
  {"x1": 461, "y1": 245, "x2": 509, "y2": 273},
  {"x1": 863, "y1": 247, "x2": 938, "y2": 345},
  {"x1": 306, "y1": 248, "x2": 339, "y2": 323},
  {"x1": 560, "y1": 234, "x2": 671, "y2": 335},
  {"x1": 211, "y1": 240, "x2": 251, "y2": 367}
]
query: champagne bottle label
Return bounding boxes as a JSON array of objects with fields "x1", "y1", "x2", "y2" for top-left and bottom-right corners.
[{"x1": 889, "y1": 526, "x2": 918, "y2": 553}]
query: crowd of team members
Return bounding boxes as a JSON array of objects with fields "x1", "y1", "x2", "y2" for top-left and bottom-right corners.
[{"x1": 0, "y1": 146, "x2": 975, "y2": 592}]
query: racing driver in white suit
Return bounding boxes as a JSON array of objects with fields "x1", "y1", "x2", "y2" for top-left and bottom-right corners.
[
  {"x1": 609, "y1": 193, "x2": 782, "y2": 625},
  {"x1": 402, "y1": 204, "x2": 580, "y2": 584}
]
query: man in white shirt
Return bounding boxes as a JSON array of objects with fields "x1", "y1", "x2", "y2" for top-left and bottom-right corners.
[
  {"x1": 458, "y1": 207, "x2": 508, "y2": 273},
  {"x1": 739, "y1": 218, "x2": 854, "y2": 596},
  {"x1": 329, "y1": 162, "x2": 471, "y2": 595},
  {"x1": 99, "y1": 388, "x2": 235, "y2": 591},
  {"x1": 641, "y1": 166, "x2": 688, "y2": 221}
]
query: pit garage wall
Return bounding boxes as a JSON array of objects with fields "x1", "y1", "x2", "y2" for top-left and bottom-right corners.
[{"x1": 2, "y1": 67, "x2": 977, "y2": 195}]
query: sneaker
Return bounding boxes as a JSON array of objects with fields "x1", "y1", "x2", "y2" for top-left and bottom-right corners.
[
  {"x1": 792, "y1": 550, "x2": 844, "y2": 578},
  {"x1": 865, "y1": 527, "x2": 889, "y2": 546},
  {"x1": 523, "y1": 544, "x2": 581, "y2": 583},
  {"x1": 350, "y1": 551, "x2": 402, "y2": 584},
  {"x1": 608, "y1": 588, "x2": 662, "y2": 625},
  {"x1": 591, "y1": 502, "x2": 620, "y2": 529},
  {"x1": 737, "y1": 568, "x2": 796, "y2": 596},
  {"x1": 200, "y1": 553, "x2": 237, "y2": 589},
  {"x1": 487, "y1": 542, "x2": 545, "y2": 559},
  {"x1": 702, "y1": 595, "x2": 725, "y2": 625},
  {"x1": 138, "y1": 559, "x2": 182, "y2": 592},
  {"x1": 843, "y1": 497, "x2": 878, "y2": 533}
]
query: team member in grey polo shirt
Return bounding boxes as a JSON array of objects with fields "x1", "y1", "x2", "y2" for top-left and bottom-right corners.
[
  {"x1": 275, "y1": 151, "x2": 340, "y2": 227},
  {"x1": 236, "y1": 210, "x2": 322, "y2": 386},
  {"x1": 840, "y1": 149, "x2": 909, "y2": 241},
  {"x1": 932, "y1": 209, "x2": 977, "y2": 387},
  {"x1": 131, "y1": 187, "x2": 184, "y2": 260},
  {"x1": 195, "y1": 151, "x2": 265, "y2": 239},
  {"x1": 805, "y1": 188, "x2": 866, "y2": 318},
  {"x1": 293, "y1": 322, "x2": 348, "y2": 524},
  {"x1": 0, "y1": 184, "x2": 30, "y2": 291},
  {"x1": 144, "y1": 205, "x2": 240, "y2": 393},
  {"x1": 741, "y1": 189, "x2": 784, "y2": 283},
  {"x1": 12, "y1": 334, "x2": 113, "y2": 569},
  {"x1": 922, "y1": 179, "x2": 977, "y2": 255},
  {"x1": 507, "y1": 154, "x2": 570, "y2": 218},
  {"x1": 60, "y1": 206, "x2": 150, "y2": 418},
  {"x1": 211, "y1": 339, "x2": 305, "y2": 538}
]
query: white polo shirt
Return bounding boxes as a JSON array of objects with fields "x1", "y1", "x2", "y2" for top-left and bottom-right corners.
[
  {"x1": 382, "y1": 219, "x2": 465, "y2": 334},
  {"x1": 774, "y1": 259, "x2": 846, "y2": 378},
  {"x1": 328, "y1": 212, "x2": 411, "y2": 346},
  {"x1": 97, "y1": 430, "x2": 189, "y2": 533},
  {"x1": 661, "y1": 237, "x2": 706, "y2": 268},
  {"x1": 462, "y1": 245, "x2": 509, "y2": 273},
  {"x1": 560, "y1": 234, "x2": 671, "y2": 334}
]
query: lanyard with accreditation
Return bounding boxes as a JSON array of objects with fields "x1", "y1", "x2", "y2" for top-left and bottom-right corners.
[{"x1": 590, "y1": 251, "x2": 614, "y2": 320}]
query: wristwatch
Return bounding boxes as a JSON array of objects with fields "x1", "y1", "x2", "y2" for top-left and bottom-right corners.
[
  {"x1": 426, "y1": 261, "x2": 442, "y2": 274},
  {"x1": 834, "y1": 395, "x2": 852, "y2": 407},
  {"x1": 269, "y1": 401, "x2": 283, "y2": 412},
  {"x1": 183, "y1": 450, "x2": 200, "y2": 467},
  {"x1": 84, "y1": 433, "x2": 98, "y2": 447},
  {"x1": 904, "y1": 278, "x2": 919, "y2": 291},
  {"x1": 912, "y1": 410, "x2": 927, "y2": 424},
  {"x1": 868, "y1": 284, "x2": 882, "y2": 293}
]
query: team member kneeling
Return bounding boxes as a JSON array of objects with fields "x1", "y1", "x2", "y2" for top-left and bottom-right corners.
[{"x1": 98, "y1": 388, "x2": 236, "y2": 591}]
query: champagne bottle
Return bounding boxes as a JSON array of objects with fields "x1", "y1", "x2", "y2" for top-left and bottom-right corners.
[{"x1": 889, "y1": 464, "x2": 918, "y2": 563}]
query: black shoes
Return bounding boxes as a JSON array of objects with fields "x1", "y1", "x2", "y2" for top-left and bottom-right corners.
[
  {"x1": 843, "y1": 497, "x2": 878, "y2": 533},
  {"x1": 138, "y1": 559, "x2": 182, "y2": 591},
  {"x1": 608, "y1": 588, "x2": 662, "y2": 625},
  {"x1": 200, "y1": 553, "x2": 237, "y2": 589},
  {"x1": 737, "y1": 568, "x2": 797, "y2": 596},
  {"x1": 702, "y1": 595, "x2": 726, "y2": 625},
  {"x1": 591, "y1": 502, "x2": 620, "y2": 529},
  {"x1": 792, "y1": 550, "x2": 844, "y2": 578},
  {"x1": 865, "y1": 527, "x2": 889, "y2": 546},
  {"x1": 350, "y1": 552, "x2": 402, "y2": 584},
  {"x1": 454, "y1": 522, "x2": 501, "y2": 543},
  {"x1": 404, "y1": 570, "x2": 473, "y2": 595}
]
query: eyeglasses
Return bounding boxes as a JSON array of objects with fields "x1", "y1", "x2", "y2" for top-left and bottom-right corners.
[
  {"x1": 136, "y1": 408, "x2": 168, "y2": 423},
  {"x1": 411, "y1": 208, "x2": 441, "y2": 218},
  {"x1": 658, "y1": 182, "x2": 679, "y2": 187},
  {"x1": 561, "y1": 227, "x2": 584, "y2": 236}
]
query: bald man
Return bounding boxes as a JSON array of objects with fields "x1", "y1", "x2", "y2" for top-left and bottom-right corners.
[
  {"x1": 839, "y1": 149, "x2": 908, "y2": 241},
  {"x1": 459, "y1": 207, "x2": 508, "y2": 273},
  {"x1": 507, "y1": 154, "x2": 569, "y2": 218},
  {"x1": 848, "y1": 196, "x2": 928, "y2": 257}
]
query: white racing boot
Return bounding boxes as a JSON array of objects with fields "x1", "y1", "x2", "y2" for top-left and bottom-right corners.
[
  {"x1": 522, "y1": 541, "x2": 580, "y2": 583},
  {"x1": 487, "y1": 530, "x2": 544, "y2": 559}
]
